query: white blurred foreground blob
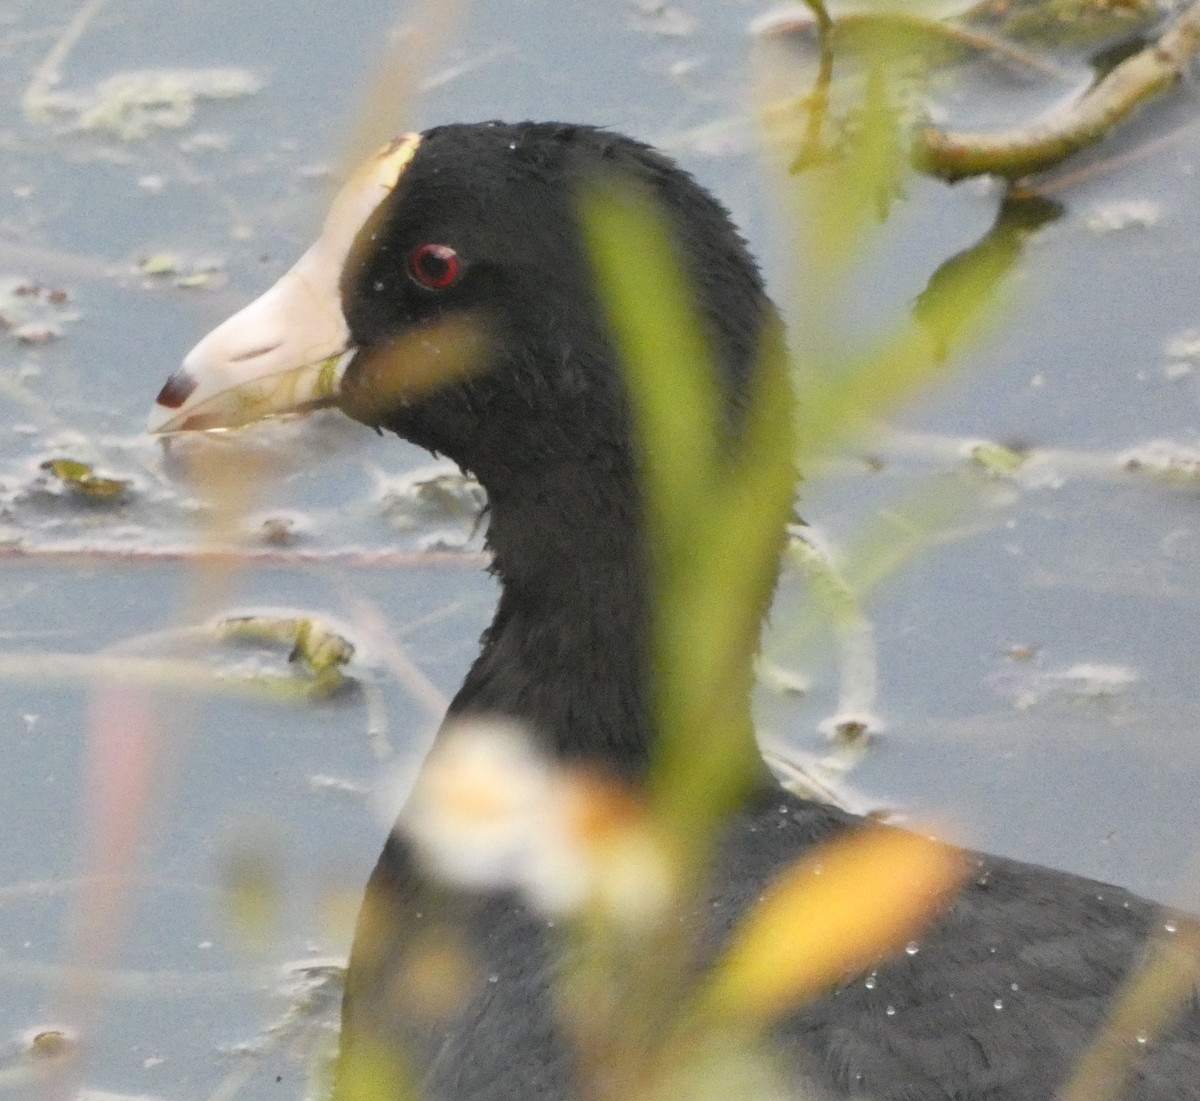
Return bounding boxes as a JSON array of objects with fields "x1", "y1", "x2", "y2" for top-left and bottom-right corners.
[{"x1": 391, "y1": 717, "x2": 674, "y2": 929}]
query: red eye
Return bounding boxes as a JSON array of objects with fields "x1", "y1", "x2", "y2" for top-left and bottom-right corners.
[{"x1": 408, "y1": 243, "x2": 461, "y2": 289}]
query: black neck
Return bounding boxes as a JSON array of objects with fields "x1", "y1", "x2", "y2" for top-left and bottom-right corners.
[{"x1": 447, "y1": 458, "x2": 655, "y2": 779}]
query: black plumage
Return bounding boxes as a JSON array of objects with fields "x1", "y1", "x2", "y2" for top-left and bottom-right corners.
[{"x1": 155, "y1": 120, "x2": 1200, "y2": 1101}]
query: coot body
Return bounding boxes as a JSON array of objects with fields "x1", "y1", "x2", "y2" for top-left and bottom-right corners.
[{"x1": 152, "y1": 121, "x2": 1200, "y2": 1101}]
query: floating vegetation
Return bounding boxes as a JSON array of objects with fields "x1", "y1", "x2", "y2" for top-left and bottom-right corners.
[
  {"x1": 969, "y1": 441, "x2": 1028, "y2": 477},
  {"x1": 216, "y1": 614, "x2": 357, "y2": 699},
  {"x1": 1164, "y1": 329, "x2": 1200, "y2": 363},
  {"x1": 755, "y1": 658, "x2": 810, "y2": 697},
  {"x1": 0, "y1": 278, "x2": 76, "y2": 341},
  {"x1": 1049, "y1": 662, "x2": 1140, "y2": 698},
  {"x1": 38, "y1": 458, "x2": 130, "y2": 501},
  {"x1": 25, "y1": 1028, "x2": 74, "y2": 1061},
  {"x1": 760, "y1": 0, "x2": 1200, "y2": 182},
  {"x1": 136, "y1": 253, "x2": 180, "y2": 276},
  {"x1": 136, "y1": 254, "x2": 226, "y2": 290},
  {"x1": 963, "y1": 0, "x2": 1170, "y2": 52},
  {"x1": 990, "y1": 658, "x2": 1140, "y2": 710},
  {"x1": 25, "y1": 67, "x2": 265, "y2": 140},
  {"x1": 1084, "y1": 199, "x2": 1162, "y2": 232},
  {"x1": 376, "y1": 462, "x2": 486, "y2": 544},
  {"x1": 1121, "y1": 439, "x2": 1200, "y2": 482}
]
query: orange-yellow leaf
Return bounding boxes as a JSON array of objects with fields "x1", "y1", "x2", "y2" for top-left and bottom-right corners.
[{"x1": 705, "y1": 825, "x2": 967, "y2": 1022}]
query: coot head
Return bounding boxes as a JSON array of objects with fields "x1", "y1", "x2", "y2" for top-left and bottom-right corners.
[
  {"x1": 151, "y1": 120, "x2": 787, "y2": 778},
  {"x1": 152, "y1": 121, "x2": 776, "y2": 481}
]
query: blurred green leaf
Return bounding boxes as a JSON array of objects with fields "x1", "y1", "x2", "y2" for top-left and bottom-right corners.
[
  {"x1": 577, "y1": 180, "x2": 721, "y2": 556},
  {"x1": 580, "y1": 180, "x2": 795, "y2": 864},
  {"x1": 335, "y1": 1038, "x2": 420, "y2": 1101}
]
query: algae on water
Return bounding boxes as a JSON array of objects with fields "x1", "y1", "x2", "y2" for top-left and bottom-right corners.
[{"x1": 24, "y1": 67, "x2": 264, "y2": 140}]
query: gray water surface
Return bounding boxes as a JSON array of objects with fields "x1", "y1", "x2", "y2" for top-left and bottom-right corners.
[{"x1": 2, "y1": 1, "x2": 1199, "y2": 1098}]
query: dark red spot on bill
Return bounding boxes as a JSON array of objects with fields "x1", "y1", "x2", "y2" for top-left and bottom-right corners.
[{"x1": 155, "y1": 369, "x2": 198, "y2": 409}]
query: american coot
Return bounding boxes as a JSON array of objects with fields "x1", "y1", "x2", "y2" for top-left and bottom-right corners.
[{"x1": 151, "y1": 122, "x2": 1200, "y2": 1100}]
